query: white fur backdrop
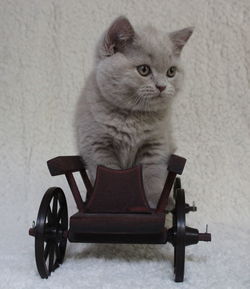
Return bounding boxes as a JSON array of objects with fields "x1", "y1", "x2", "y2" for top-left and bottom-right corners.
[{"x1": 0, "y1": 0, "x2": 250, "y2": 288}]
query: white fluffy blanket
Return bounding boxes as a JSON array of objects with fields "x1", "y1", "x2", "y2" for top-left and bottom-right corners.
[{"x1": 0, "y1": 0, "x2": 249, "y2": 288}]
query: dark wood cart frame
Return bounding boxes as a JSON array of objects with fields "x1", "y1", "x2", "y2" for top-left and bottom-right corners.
[{"x1": 29, "y1": 154, "x2": 211, "y2": 282}]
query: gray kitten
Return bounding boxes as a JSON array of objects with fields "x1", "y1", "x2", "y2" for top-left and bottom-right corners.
[{"x1": 74, "y1": 16, "x2": 193, "y2": 208}]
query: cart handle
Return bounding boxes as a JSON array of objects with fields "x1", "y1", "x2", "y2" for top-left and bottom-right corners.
[
  {"x1": 47, "y1": 156, "x2": 93, "y2": 212},
  {"x1": 156, "y1": 154, "x2": 186, "y2": 213},
  {"x1": 47, "y1": 155, "x2": 86, "y2": 176}
]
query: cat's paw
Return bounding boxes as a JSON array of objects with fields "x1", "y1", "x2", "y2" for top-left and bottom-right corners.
[
  {"x1": 101, "y1": 162, "x2": 121, "y2": 170},
  {"x1": 146, "y1": 195, "x2": 175, "y2": 211},
  {"x1": 165, "y1": 196, "x2": 175, "y2": 212}
]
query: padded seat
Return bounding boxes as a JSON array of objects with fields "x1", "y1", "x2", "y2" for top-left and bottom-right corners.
[
  {"x1": 85, "y1": 165, "x2": 152, "y2": 213},
  {"x1": 69, "y1": 211, "x2": 165, "y2": 234}
]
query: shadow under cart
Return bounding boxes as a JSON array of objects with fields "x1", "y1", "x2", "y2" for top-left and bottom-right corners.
[{"x1": 29, "y1": 154, "x2": 211, "y2": 282}]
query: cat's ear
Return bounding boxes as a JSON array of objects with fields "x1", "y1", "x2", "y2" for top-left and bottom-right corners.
[
  {"x1": 102, "y1": 16, "x2": 135, "y2": 56},
  {"x1": 169, "y1": 27, "x2": 194, "y2": 55}
]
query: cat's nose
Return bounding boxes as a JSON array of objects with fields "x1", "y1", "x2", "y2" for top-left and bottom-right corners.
[{"x1": 156, "y1": 85, "x2": 166, "y2": 92}]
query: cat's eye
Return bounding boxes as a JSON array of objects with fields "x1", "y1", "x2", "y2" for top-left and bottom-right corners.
[
  {"x1": 137, "y1": 65, "x2": 151, "y2": 76},
  {"x1": 167, "y1": 66, "x2": 177, "y2": 78}
]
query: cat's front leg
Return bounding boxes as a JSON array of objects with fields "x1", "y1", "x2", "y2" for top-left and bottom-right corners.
[
  {"x1": 135, "y1": 143, "x2": 175, "y2": 210},
  {"x1": 86, "y1": 138, "x2": 121, "y2": 184},
  {"x1": 141, "y1": 163, "x2": 170, "y2": 208}
]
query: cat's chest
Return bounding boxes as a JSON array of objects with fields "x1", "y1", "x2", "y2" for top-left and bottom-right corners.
[
  {"x1": 103, "y1": 115, "x2": 159, "y2": 168},
  {"x1": 104, "y1": 115, "x2": 151, "y2": 146}
]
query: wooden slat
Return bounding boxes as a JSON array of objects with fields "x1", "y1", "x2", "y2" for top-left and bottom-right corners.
[
  {"x1": 65, "y1": 172, "x2": 85, "y2": 212},
  {"x1": 47, "y1": 156, "x2": 86, "y2": 176},
  {"x1": 156, "y1": 171, "x2": 176, "y2": 213}
]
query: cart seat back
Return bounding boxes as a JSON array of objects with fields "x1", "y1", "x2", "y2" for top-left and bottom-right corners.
[{"x1": 85, "y1": 165, "x2": 151, "y2": 213}]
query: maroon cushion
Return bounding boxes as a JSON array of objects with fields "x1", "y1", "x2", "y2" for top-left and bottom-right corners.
[
  {"x1": 70, "y1": 212, "x2": 165, "y2": 234},
  {"x1": 85, "y1": 165, "x2": 152, "y2": 213}
]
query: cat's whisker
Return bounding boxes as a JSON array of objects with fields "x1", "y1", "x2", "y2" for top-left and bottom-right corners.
[
  {"x1": 135, "y1": 95, "x2": 141, "y2": 106},
  {"x1": 145, "y1": 98, "x2": 150, "y2": 112},
  {"x1": 135, "y1": 94, "x2": 144, "y2": 109}
]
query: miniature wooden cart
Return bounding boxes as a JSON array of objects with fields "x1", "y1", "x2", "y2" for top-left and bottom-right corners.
[{"x1": 29, "y1": 154, "x2": 211, "y2": 282}]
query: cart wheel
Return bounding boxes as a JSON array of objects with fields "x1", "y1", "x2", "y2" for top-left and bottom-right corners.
[
  {"x1": 173, "y1": 177, "x2": 181, "y2": 199},
  {"x1": 35, "y1": 187, "x2": 68, "y2": 278},
  {"x1": 172, "y1": 188, "x2": 186, "y2": 282}
]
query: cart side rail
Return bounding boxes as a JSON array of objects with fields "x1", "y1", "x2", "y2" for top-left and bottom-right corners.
[
  {"x1": 156, "y1": 154, "x2": 186, "y2": 213},
  {"x1": 47, "y1": 155, "x2": 86, "y2": 176},
  {"x1": 47, "y1": 155, "x2": 93, "y2": 212}
]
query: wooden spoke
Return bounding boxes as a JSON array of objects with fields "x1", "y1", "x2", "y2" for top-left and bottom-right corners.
[
  {"x1": 47, "y1": 207, "x2": 53, "y2": 225},
  {"x1": 53, "y1": 262, "x2": 59, "y2": 271},
  {"x1": 52, "y1": 195, "x2": 58, "y2": 217},
  {"x1": 44, "y1": 242, "x2": 50, "y2": 261},
  {"x1": 48, "y1": 243, "x2": 55, "y2": 272},
  {"x1": 57, "y1": 207, "x2": 62, "y2": 223},
  {"x1": 55, "y1": 242, "x2": 61, "y2": 261}
]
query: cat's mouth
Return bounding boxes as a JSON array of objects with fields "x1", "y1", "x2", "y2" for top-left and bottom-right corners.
[{"x1": 156, "y1": 92, "x2": 164, "y2": 98}]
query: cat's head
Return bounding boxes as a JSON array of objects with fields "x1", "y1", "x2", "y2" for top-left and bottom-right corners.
[{"x1": 95, "y1": 16, "x2": 193, "y2": 112}]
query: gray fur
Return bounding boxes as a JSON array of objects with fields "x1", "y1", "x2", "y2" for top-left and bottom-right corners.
[{"x1": 74, "y1": 16, "x2": 193, "y2": 207}]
